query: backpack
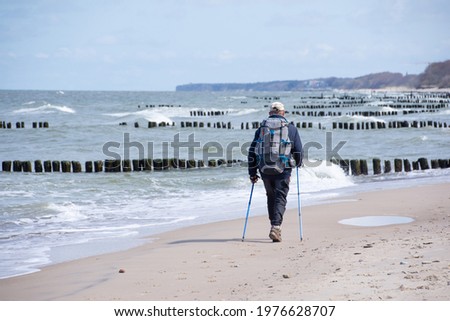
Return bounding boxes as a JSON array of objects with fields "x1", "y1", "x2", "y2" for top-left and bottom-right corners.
[{"x1": 256, "y1": 117, "x2": 292, "y2": 175}]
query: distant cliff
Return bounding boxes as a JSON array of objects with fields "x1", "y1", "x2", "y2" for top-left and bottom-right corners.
[
  {"x1": 176, "y1": 59, "x2": 450, "y2": 91},
  {"x1": 418, "y1": 60, "x2": 450, "y2": 89}
]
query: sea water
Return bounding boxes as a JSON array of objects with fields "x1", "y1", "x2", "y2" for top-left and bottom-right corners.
[
  {"x1": 1, "y1": 90, "x2": 449, "y2": 278},
  {"x1": 338, "y1": 216, "x2": 415, "y2": 227}
]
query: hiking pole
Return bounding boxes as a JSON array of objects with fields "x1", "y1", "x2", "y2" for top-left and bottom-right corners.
[
  {"x1": 296, "y1": 166, "x2": 303, "y2": 241},
  {"x1": 241, "y1": 182, "x2": 255, "y2": 242}
]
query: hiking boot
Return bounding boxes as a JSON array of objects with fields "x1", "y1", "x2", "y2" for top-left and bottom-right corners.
[{"x1": 269, "y1": 226, "x2": 282, "y2": 242}]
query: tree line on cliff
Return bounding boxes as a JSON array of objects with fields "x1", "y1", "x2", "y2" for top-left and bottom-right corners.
[{"x1": 176, "y1": 59, "x2": 450, "y2": 91}]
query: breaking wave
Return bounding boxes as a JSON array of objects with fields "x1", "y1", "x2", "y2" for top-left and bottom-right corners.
[
  {"x1": 13, "y1": 104, "x2": 76, "y2": 114},
  {"x1": 105, "y1": 109, "x2": 174, "y2": 125}
]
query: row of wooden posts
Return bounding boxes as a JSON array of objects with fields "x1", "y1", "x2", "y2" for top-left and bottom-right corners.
[
  {"x1": 135, "y1": 95, "x2": 316, "y2": 109},
  {"x1": 330, "y1": 120, "x2": 448, "y2": 130},
  {"x1": 127, "y1": 121, "x2": 238, "y2": 129},
  {"x1": 136, "y1": 93, "x2": 449, "y2": 111},
  {"x1": 292, "y1": 103, "x2": 448, "y2": 109},
  {"x1": 293, "y1": 101, "x2": 369, "y2": 109},
  {"x1": 162, "y1": 108, "x2": 444, "y2": 119},
  {"x1": 291, "y1": 109, "x2": 442, "y2": 117},
  {"x1": 0, "y1": 121, "x2": 49, "y2": 129},
  {"x1": 335, "y1": 157, "x2": 450, "y2": 176},
  {"x1": 1, "y1": 158, "x2": 240, "y2": 173},
  {"x1": 379, "y1": 103, "x2": 448, "y2": 109},
  {"x1": 252, "y1": 96, "x2": 281, "y2": 100},
  {"x1": 3, "y1": 119, "x2": 446, "y2": 131},
  {"x1": 190, "y1": 111, "x2": 228, "y2": 116},
  {"x1": 2, "y1": 157, "x2": 448, "y2": 175},
  {"x1": 138, "y1": 104, "x2": 182, "y2": 108},
  {"x1": 182, "y1": 120, "x2": 449, "y2": 130},
  {"x1": 181, "y1": 121, "x2": 234, "y2": 129}
]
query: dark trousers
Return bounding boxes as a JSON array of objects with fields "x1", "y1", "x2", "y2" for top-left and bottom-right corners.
[{"x1": 262, "y1": 174, "x2": 290, "y2": 226}]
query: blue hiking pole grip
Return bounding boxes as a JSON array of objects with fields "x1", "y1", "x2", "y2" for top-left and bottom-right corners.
[
  {"x1": 242, "y1": 183, "x2": 255, "y2": 242},
  {"x1": 297, "y1": 166, "x2": 303, "y2": 241}
]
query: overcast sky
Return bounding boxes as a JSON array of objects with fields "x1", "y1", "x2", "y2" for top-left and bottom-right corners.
[{"x1": 1, "y1": 0, "x2": 449, "y2": 91}]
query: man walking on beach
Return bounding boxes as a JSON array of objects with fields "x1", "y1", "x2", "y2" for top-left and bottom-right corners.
[{"x1": 248, "y1": 102, "x2": 303, "y2": 242}]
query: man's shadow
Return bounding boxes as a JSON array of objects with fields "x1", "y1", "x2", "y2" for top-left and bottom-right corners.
[{"x1": 168, "y1": 238, "x2": 271, "y2": 245}]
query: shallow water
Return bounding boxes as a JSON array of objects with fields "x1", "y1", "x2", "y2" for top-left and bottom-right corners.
[{"x1": 338, "y1": 215, "x2": 415, "y2": 227}]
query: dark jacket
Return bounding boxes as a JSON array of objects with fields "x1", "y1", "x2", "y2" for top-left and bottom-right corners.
[{"x1": 248, "y1": 115, "x2": 303, "y2": 178}]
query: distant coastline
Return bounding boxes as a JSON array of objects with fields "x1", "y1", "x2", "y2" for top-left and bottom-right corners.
[{"x1": 176, "y1": 59, "x2": 450, "y2": 91}]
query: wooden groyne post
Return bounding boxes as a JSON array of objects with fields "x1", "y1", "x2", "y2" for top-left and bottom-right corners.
[
  {"x1": 373, "y1": 158, "x2": 381, "y2": 175},
  {"x1": 2, "y1": 161, "x2": 12, "y2": 172},
  {"x1": 35, "y1": 160, "x2": 43, "y2": 173},
  {"x1": 404, "y1": 159, "x2": 412, "y2": 172},
  {"x1": 350, "y1": 159, "x2": 361, "y2": 176},
  {"x1": 418, "y1": 157, "x2": 430, "y2": 170},
  {"x1": 360, "y1": 159, "x2": 368, "y2": 175},
  {"x1": 384, "y1": 160, "x2": 391, "y2": 173},
  {"x1": 394, "y1": 159, "x2": 403, "y2": 172}
]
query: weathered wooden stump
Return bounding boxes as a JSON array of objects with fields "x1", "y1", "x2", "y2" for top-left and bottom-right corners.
[
  {"x1": 394, "y1": 159, "x2": 403, "y2": 172},
  {"x1": 22, "y1": 161, "x2": 32, "y2": 172},
  {"x1": 153, "y1": 159, "x2": 163, "y2": 170},
  {"x1": 384, "y1": 160, "x2": 391, "y2": 173},
  {"x1": 372, "y1": 158, "x2": 381, "y2": 175},
  {"x1": 13, "y1": 160, "x2": 22, "y2": 172},
  {"x1": 94, "y1": 160, "x2": 103, "y2": 172},
  {"x1": 52, "y1": 161, "x2": 61, "y2": 172},
  {"x1": 85, "y1": 161, "x2": 93, "y2": 173},
  {"x1": 122, "y1": 159, "x2": 132, "y2": 172},
  {"x1": 431, "y1": 159, "x2": 439, "y2": 169},
  {"x1": 143, "y1": 159, "x2": 152, "y2": 171},
  {"x1": 2, "y1": 161, "x2": 12, "y2": 172},
  {"x1": 438, "y1": 159, "x2": 448, "y2": 169},
  {"x1": 187, "y1": 159, "x2": 196, "y2": 169},
  {"x1": 178, "y1": 159, "x2": 187, "y2": 169},
  {"x1": 418, "y1": 157, "x2": 429, "y2": 170},
  {"x1": 403, "y1": 159, "x2": 411, "y2": 172},
  {"x1": 169, "y1": 158, "x2": 178, "y2": 169},
  {"x1": 360, "y1": 159, "x2": 368, "y2": 175},
  {"x1": 72, "y1": 161, "x2": 82, "y2": 173},
  {"x1": 350, "y1": 159, "x2": 361, "y2": 176},
  {"x1": 132, "y1": 159, "x2": 141, "y2": 171},
  {"x1": 35, "y1": 160, "x2": 43, "y2": 173},
  {"x1": 105, "y1": 159, "x2": 120, "y2": 172},
  {"x1": 44, "y1": 160, "x2": 52, "y2": 172},
  {"x1": 61, "y1": 161, "x2": 71, "y2": 173}
]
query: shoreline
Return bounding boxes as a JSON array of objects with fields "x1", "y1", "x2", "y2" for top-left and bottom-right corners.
[
  {"x1": 0, "y1": 171, "x2": 447, "y2": 281},
  {"x1": 0, "y1": 181, "x2": 449, "y2": 301}
]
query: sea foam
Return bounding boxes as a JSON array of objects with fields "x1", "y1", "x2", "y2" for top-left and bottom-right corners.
[
  {"x1": 105, "y1": 109, "x2": 174, "y2": 125},
  {"x1": 13, "y1": 104, "x2": 76, "y2": 114},
  {"x1": 299, "y1": 162, "x2": 354, "y2": 193}
]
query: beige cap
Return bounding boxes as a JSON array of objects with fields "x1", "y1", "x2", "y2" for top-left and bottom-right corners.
[{"x1": 271, "y1": 101, "x2": 285, "y2": 112}]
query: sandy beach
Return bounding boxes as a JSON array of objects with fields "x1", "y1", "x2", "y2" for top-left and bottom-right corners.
[{"x1": 0, "y1": 182, "x2": 449, "y2": 301}]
